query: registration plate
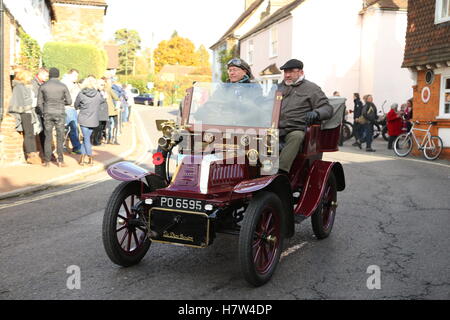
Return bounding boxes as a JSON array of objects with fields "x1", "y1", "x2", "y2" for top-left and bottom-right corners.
[{"x1": 159, "y1": 196, "x2": 205, "y2": 212}]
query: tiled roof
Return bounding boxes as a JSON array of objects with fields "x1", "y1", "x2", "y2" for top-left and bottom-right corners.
[
  {"x1": 402, "y1": 0, "x2": 450, "y2": 68},
  {"x1": 240, "y1": 0, "x2": 304, "y2": 41},
  {"x1": 365, "y1": 0, "x2": 408, "y2": 10},
  {"x1": 210, "y1": 0, "x2": 264, "y2": 49}
]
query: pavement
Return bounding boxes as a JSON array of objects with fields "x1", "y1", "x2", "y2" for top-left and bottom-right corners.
[{"x1": 0, "y1": 117, "x2": 143, "y2": 201}]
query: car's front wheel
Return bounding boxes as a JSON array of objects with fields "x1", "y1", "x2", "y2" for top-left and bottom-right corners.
[
  {"x1": 102, "y1": 181, "x2": 151, "y2": 267},
  {"x1": 239, "y1": 192, "x2": 285, "y2": 287}
]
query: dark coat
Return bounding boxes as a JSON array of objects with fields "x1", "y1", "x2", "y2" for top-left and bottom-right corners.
[
  {"x1": 387, "y1": 109, "x2": 403, "y2": 136},
  {"x1": 278, "y1": 79, "x2": 333, "y2": 135},
  {"x1": 353, "y1": 98, "x2": 363, "y2": 119},
  {"x1": 37, "y1": 78, "x2": 72, "y2": 115},
  {"x1": 98, "y1": 92, "x2": 109, "y2": 122},
  {"x1": 362, "y1": 102, "x2": 378, "y2": 123},
  {"x1": 74, "y1": 88, "x2": 102, "y2": 128},
  {"x1": 8, "y1": 81, "x2": 33, "y2": 113}
]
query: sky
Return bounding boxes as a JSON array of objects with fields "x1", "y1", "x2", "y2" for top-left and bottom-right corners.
[{"x1": 103, "y1": 0, "x2": 245, "y2": 51}]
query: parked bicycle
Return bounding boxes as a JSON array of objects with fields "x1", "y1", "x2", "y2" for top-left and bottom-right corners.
[{"x1": 393, "y1": 121, "x2": 443, "y2": 160}]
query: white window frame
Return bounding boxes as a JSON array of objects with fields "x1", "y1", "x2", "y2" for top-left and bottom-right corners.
[
  {"x1": 438, "y1": 72, "x2": 450, "y2": 118},
  {"x1": 247, "y1": 39, "x2": 254, "y2": 65},
  {"x1": 435, "y1": 0, "x2": 450, "y2": 24},
  {"x1": 269, "y1": 26, "x2": 278, "y2": 58}
]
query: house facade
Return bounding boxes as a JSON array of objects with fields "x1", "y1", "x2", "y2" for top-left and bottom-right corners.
[
  {"x1": 239, "y1": 0, "x2": 413, "y2": 110},
  {"x1": 402, "y1": 0, "x2": 450, "y2": 159},
  {"x1": 0, "y1": 0, "x2": 55, "y2": 166},
  {"x1": 0, "y1": 0, "x2": 111, "y2": 166},
  {"x1": 210, "y1": 0, "x2": 295, "y2": 82}
]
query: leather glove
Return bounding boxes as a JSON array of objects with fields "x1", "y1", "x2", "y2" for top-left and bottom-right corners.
[{"x1": 305, "y1": 111, "x2": 319, "y2": 125}]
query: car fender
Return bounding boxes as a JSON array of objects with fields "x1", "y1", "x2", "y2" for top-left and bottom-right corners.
[
  {"x1": 107, "y1": 161, "x2": 167, "y2": 189},
  {"x1": 294, "y1": 160, "x2": 345, "y2": 218}
]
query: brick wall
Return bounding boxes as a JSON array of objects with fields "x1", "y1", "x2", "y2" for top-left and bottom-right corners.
[
  {"x1": 411, "y1": 70, "x2": 450, "y2": 159},
  {"x1": 0, "y1": 10, "x2": 25, "y2": 166},
  {"x1": 52, "y1": 5, "x2": 105, "y2": 46}
]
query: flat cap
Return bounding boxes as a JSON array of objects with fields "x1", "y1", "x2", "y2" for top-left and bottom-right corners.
[{"x1": 280, "y1": 59, "x2": 304, "y2": 70}]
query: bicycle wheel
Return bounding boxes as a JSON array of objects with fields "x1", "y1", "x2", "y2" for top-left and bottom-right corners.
[
  {"x1": 423, "y1": 136, "x2": 443, "y2": 160},
  {"x1": 393, "y1": 134, "x2": 412, "y2": 157}
]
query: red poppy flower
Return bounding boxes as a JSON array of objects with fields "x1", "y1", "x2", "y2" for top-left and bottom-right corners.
[{"x1": 152, "y1": 152, "x2": 165, "y2": 166}]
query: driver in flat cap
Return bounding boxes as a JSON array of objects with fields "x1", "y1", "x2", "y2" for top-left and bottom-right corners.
[{"x1": 277, "y1": 59, "x2": 333, "y2": 174}]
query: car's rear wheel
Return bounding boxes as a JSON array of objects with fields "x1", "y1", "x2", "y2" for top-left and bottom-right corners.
[
  {"x1": 102, "y1": 181, "x2": 151, "y2": 267},
  {"x1": 239, "y1": 192, "x2": 285, "y2": 287},
  {"x1": 311, "y1": 172, "x2": 337, "y2": 239}
]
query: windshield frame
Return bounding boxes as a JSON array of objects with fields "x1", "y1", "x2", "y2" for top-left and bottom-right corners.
[{"x1": 180, "y1": 84, "x2": 282, "y2": 132}]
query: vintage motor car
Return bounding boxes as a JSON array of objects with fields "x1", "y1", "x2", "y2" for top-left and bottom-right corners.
[{"x1": 102, "y1": 82, "x2": 346, "y2": 287}]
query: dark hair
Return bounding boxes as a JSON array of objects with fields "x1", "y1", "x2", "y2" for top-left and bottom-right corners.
[{"x1": 354, "y1": 93, "x2": 360, "y2": 99}]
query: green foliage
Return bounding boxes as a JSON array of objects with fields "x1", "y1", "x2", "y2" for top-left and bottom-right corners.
[
  {"x1": 117, "y1": 74, "x2": 155, "y2": 94},
  {"x1": 42, "y1": 42, "x2": 108, "y2": 78},
  {"x1": 18, "y1": 30, "x2": 41, "y2": 73},
  {"x1": 114, "y1": 28, "x2": 141, "y2": 75},
  {"x1": 218, "y1": 46, "x2": 237, "y2": 82}
]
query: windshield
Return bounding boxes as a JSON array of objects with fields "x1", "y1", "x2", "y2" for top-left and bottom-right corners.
[{"x1": 188, "y1": 82, "x2": 277, "y2": 128}]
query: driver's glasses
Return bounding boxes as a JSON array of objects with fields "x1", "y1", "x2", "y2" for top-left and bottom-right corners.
[{"x1": 227, "y1": 58, "x2": 243, "y2": 67}]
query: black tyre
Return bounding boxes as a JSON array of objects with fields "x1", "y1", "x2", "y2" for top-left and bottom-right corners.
[
  {"x1": 382, "y1": 125, "x2": 389, "y2": 141},
  {"x1": 393, "y1": 134, "x2": 412, "y2": 157},
  {"x1": 373, "y1": 123, "x2": 381, "y2": 139},
  {"x1": 239, "y1": 192, "x2": 285, "y2": 287},
  {"x1": 422, "y1": 136, "x2": 443, "y2": 160},
  {"x1": 342, "y1": 122, "x2": 353, "y2": 141},
  {"x1": 311, "y1": 172, "x2": 337, "y2": 239},
  {"x1": 102, "y1": 181, "x2": 151, "y2": 267}
]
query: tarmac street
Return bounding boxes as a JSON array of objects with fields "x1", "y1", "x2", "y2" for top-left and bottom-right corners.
[{"x1": 0, "y1": 106, "x2": 449, "y2": 299}]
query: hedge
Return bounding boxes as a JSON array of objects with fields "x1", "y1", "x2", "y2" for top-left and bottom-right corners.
[{"x1": 42, "y1": 42, "x2": 108, "y2": 79}]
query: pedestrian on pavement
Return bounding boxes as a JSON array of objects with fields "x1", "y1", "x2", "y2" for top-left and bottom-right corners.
[
  {"x1": 158, "y1": 91, "x2": 165, "y2": 107},
  {"x1": 61, "y1": 69, "x2": 82, "y2": 155},
  {"x1": 277, "y1": 58, "x2": 333, "y2": 174},
  {"x1": 352, "y1": 93, "x2": 364, "y2": 147},
  {"x1": 38, "y1": 67, "x2": 72, "y2": 167},
  {"x1": 74, "y1": 76, "x2": 102, "y2": 166},
  {"x1": 103, "y1": 77, "x2": 120, "y2": 145},
  {"x1": 112, "y1": 78, "x2": 128, "y2": 125},
  {"x1": 8, "y1": 69, "x2": 42, "y2": 165},
  {"x1": 31, "y1": 67, "x2": 49, "y2": 155},
  {"x1": 92, "y1": 78, "x2": 109, "y2": 146},
  {"x1": 386, "y1": 103, "x2": 403, "y2": 150},
  {"x1": 358, "y1": 94, "x2": 378, "y2": 152},
  {"x1": 123, "y1": 83, "x2": 132, "y2": 122},
  {"x1": 404, "y1": 98, "x2": 413, "y2": 132}
]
